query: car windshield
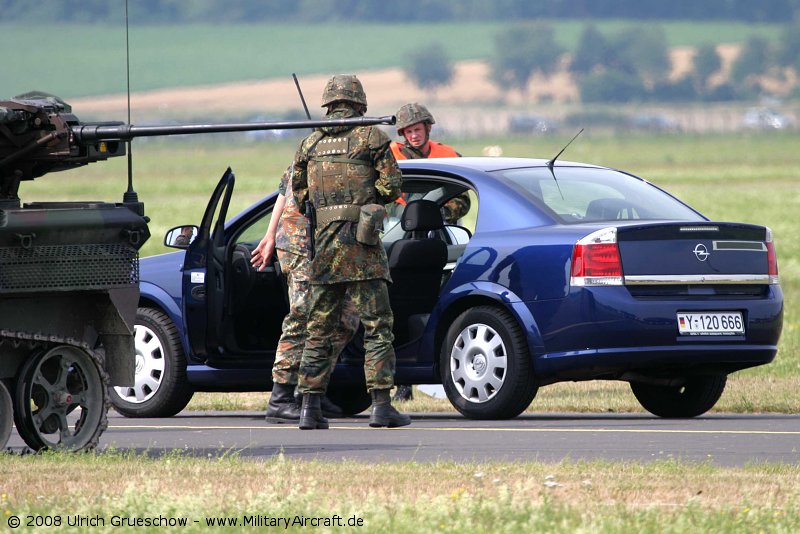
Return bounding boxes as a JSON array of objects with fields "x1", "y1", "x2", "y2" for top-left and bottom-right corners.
[{"x1": 494, "y1": 166, "x2": 703, "y2": 223}]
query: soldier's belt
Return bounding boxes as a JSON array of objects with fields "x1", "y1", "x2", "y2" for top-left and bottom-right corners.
[{"x1": 315, "y1": 204, "x2": 361, "y2": 225}]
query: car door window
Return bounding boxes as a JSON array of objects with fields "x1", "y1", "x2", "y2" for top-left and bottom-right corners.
[
  {"x1": 235, "y1": 210, "x2": 273, "y2": 247},
  {"x1": 382, "y1": 178, "x2": 475, "y2": 247}
]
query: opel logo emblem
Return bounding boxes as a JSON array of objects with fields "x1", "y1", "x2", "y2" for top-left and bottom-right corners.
[{"x1": 693, "y1": 243, "x2": 710, "y2": 261}]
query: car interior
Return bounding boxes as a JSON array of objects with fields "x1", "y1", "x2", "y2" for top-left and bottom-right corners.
[{"x1": 219, "y1": 177, "x2": 474, "y2": 358}]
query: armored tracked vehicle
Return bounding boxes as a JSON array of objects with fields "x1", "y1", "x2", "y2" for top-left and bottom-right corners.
[{"x1": 0, "y1": 92, "x2": 394, "y2": 450}]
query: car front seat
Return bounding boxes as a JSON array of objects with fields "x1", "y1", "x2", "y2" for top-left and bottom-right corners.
[{"x1": 387, "y1": 199, "x2": 448, "y2": 345}]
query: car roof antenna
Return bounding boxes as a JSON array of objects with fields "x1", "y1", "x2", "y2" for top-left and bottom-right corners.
[{"x1": 545, "y1": 128, "x2": 583, "y2": 199}]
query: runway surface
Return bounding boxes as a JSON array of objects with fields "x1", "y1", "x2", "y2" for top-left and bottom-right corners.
[{"x1": 7, "y1": 411, "x2": 799, "y2": 465}]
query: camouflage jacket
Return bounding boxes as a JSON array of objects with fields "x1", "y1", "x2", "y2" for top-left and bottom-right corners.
[
  {"x1": 292, "y1": 123, "x2": 402, "y2": 284},
  {"x1": 276, "y1": 167, "x2": 308, "y2": 257}
]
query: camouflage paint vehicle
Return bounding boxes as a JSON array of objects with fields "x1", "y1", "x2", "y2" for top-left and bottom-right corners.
[{"x1": 0, "y1": 92, "x2": 393, "y2": 450}]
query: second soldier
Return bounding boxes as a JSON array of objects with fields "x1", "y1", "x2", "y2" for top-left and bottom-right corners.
[{"x1": 292, "y1": 74, "x2": 411, "y2": 429}]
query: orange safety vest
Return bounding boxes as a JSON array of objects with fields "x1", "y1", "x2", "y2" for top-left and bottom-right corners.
[{"x1": 391, "y1": 140, "x2": 460, "y2": 161}]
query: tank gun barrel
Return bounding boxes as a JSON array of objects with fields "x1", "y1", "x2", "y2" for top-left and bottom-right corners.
[
  {"x1": 1, "y1": 91, "x2": 397, "y2": 205},
  {"x1": 73, "y1": 116, "x2": 397, "y2": 142}
]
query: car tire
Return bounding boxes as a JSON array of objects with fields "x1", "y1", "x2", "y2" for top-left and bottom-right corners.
[
  {"x1": 630, "y1": 375, "x2": 727, "y2": 418},
  {"x1": 109, "y1": 307, "x2": 194, "y2": 418},
  {"x1": 325, "y1": 386, "x2": 372, "y2": 416},
  {"x1": 441, "y1": 305, "x2": 537, "y2": 419}
]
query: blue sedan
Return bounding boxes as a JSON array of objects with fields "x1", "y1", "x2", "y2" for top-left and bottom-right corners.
[{"x1": 112, "y1": 157, "x2": 783, "y2": 419}]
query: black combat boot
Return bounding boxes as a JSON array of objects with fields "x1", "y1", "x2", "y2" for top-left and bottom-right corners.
[
  {"x1": 369, "y1": 388, "x2": 411, "y2": 428},
  {"x1": 295, "y1": 390, "x2": 344, "y2": 418},
  {"x1": 265, "y1": 382, "x2": 301, "y2": 423},
  {"x1": 298, "y1": 393, "x2": 329, "y2": 430}
]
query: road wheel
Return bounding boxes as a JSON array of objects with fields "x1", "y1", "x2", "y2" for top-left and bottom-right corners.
[
  {"x1": 326, "y1": 386, "x2": 372, "y2": 416},
  {"x1": 441, "y1": 305, "x2": 537, "y2": 419},
  {"x1": 13, "y1": 345, "x2": 108, "y2": 451},
  {"x1": 630, "y1": 375, "x2": 727, "y2": 418},
  {"x1": 1, "y1": 380, "x2": 12, "y2": 449},
  {"x1": 110, "y1": 308, "x2": 193, "y2": 418}
]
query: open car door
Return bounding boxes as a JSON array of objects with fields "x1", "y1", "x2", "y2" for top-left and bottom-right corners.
[{"x1": 182, "y1": 168, "x2": 235, "y2": 358}]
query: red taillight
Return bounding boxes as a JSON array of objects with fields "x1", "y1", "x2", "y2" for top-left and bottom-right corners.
[
  {"x1": 570, "y1": 227, "x2": 623, "y2": 286},
  {"x1": 766, "y1": 228, "x2": 779, "y2": 283},
  {"x1": 571, "y1": 243, "x2": 623, "y2": 277},
  {"x1": 767, "y1": 242, "x2": 778, "y2": 276}
]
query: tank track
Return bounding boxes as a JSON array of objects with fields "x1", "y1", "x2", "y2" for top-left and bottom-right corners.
[{"x1": 1, "y1": 329, "x2": 109, "y2": 451}]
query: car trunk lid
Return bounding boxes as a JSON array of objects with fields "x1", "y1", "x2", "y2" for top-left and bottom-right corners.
[{"x1": 617, "y1": 222, "x2": 773, "y2": 284}]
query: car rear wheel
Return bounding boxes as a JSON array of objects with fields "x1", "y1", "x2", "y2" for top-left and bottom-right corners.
[
  {"x1": 110, "y1": 307, "x2": 194, "y2": 418},
  {"x1": 441, "y1": 306, "x2": 537, "y2": 419},
  {"x1": 630, "y1": 375, "x2": 727, "y2": 418}
]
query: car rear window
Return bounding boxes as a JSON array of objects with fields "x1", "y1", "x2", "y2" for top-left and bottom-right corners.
[{"x1": 494, "y1": 166, "x2": 703, "y2": 223}]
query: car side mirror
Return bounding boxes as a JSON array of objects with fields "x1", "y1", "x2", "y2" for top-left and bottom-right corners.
[{"x1": 165, "y1": 225, "x2": 198, "y2": 249}]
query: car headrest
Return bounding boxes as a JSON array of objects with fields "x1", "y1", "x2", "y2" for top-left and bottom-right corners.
[{"x1": 401, "y1": 199, "x2": 444, "y2": 232}]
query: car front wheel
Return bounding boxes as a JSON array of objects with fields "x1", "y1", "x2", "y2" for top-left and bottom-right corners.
[
  {"x1": 630, "y1": 375, "x2": 727, "y2": 418},
  {"x1": 441, "y1": 305, "x2": 537, "y2": 419},
  {"x1": 110, "y1": 307, "x2": 194, "y2": 418}
]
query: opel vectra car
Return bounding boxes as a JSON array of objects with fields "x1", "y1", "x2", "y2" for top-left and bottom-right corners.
[{"x1": 112, "y1": 157, "x2": 783, "y2": 420}]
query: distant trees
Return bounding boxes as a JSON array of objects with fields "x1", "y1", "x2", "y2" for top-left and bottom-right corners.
[
  {"x1": 777, "y1": 22, "x2": 800, "y2": 72},
  {"x1": 567, "y1": 21, "x2": 800, "y2": 103},
  {"x1": 570, "y1": 24, "x2": 670, "y2": 103},
  {"x1": 731, "y1": 36, "x2": 772, "y2": 84},
  {"x1": 3, "y1": 0, "x2": 800, "y2": 23},
  {"x1": 571, "y1": 25, "x2": 609, "y2": 75},
  {"x1": 693, "y1": 43, "x2": 722, "y2": 90},
  {"x1": 491, "y1": 23, "x2": 565, "y2": 97},
  {"x1": 403, "y1": 43, "x2": 455, "y2": 96}
]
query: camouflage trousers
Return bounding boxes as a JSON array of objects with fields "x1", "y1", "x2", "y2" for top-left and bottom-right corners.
[
  {"x1": 298, "y1": 279, "x2": 395, "y2": 394},
  {"x1": 272, "y1": 249, "x2": 359, "y2": 385}
]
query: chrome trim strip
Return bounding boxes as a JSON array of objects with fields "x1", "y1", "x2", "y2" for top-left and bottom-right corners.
[
  {"x1": 712, "y1": 240, "x2": 766, "y2": 251},
  {"x1": 624, "y1": 274, "x2": 770, "y2": 285}
]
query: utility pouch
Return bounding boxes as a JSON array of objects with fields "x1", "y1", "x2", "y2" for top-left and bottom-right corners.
[{"x1": 356, "y1": 204, "x2": 386, "y2": 245}]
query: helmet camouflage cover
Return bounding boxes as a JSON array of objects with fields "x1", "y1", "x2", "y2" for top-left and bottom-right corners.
[
  {"x1": 320, "y1": 74, "x2": 368, "y2": 107},
  {"x1": 396, "y1": 102, "x2": 435, "y2": 134}
]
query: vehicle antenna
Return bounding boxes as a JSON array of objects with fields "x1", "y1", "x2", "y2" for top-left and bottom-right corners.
[
  {"x1": 292, "y1": 73, "x2": 312, "y2": 120},
  {"x1": 545, "y1": 128, "x2": 583, "y2": 200},
  {"x1": 122, "y1": 0, "x2": 143, "y2": 215}
]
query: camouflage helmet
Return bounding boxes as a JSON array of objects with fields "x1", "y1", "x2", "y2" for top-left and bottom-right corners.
[
  {"x1": 320, "y1": 74, "x2": 368, "y2": 107},
  {"x1": 396, "y1": 102, "x2": 435, "y2": 134}
]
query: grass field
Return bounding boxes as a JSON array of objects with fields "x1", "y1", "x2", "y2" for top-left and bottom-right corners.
[
  {"x1": 20, "y1": 130, "x2": 800, "y2": 410},
  {"x1": 0, "y1": 20, "x2": 786, "y2": 98},
  {"x1": 1, "y1": 451, "x2": 799, "y2": 533}
]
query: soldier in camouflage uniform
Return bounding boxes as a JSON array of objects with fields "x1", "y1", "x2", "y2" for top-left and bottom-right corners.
[
  {"x1": 390, "y1": 102, "x2": 469, "y2": 401},
  {"x1": 292, "y1": 74, "x2": 410, "y2": 430},
  {"x1": 251, "y1": 166, "x2": 360, "y2": 423}
]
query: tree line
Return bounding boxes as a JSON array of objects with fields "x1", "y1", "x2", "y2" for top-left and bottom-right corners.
[
  {"x1": 1, "y1": 0, "x2": 799, "y2": 24},
  {"x1": 405, "y1": 21, "x2": 800, "y2": 104}
]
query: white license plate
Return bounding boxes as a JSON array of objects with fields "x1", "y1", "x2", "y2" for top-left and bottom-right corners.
[{"x1": 677, "y1": 312, "x2": 744, "y2": 336}]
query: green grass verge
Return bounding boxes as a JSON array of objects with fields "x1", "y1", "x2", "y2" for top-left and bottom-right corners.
[{"x1": 2, "y1": 451, "x2": 799, "y2": 533}]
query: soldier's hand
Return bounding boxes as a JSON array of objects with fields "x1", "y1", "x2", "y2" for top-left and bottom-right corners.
[{"x1": 250, "y1": 236, "x2": 275, "y2": 272}]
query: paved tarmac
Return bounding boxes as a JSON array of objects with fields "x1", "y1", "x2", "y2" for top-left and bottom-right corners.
[{"x1": 7, "y1": 412, "x2": 799, "y2": 466}]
